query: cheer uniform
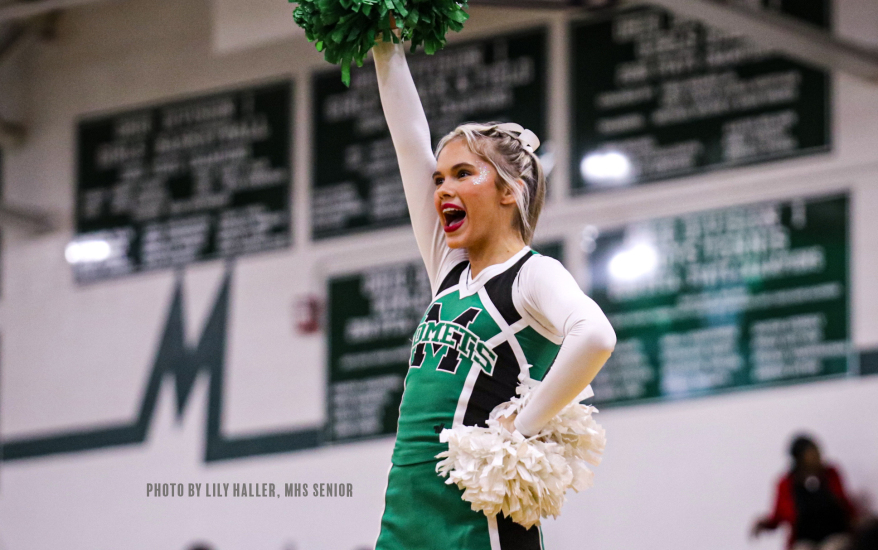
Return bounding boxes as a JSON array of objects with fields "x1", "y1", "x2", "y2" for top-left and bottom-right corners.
[{"x1": 372, "y1": 40, "x2": 616, "y2": 550}]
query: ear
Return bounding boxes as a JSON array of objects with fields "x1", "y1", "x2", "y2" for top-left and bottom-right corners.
[{"x1": 498, "y1": 179, "x2": 524, "y2": 206}]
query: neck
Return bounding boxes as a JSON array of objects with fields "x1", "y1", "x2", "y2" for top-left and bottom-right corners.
[{"x1": 467, "y1": 231, "x2": 527, "y2": 278}]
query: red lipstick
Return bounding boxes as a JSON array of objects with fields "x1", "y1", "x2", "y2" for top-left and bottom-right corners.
[{"x1": 441, "y1": 202, "x2": 467, "y2": 233}]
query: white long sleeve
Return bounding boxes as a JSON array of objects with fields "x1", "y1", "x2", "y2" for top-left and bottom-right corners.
[
  {"x1": 373, "y1": 40, "x2": 615, "y2": 437},
  {"x1": 372, "y1": 40, "x2": 467, "y2": 295},
  {"x1": 512, "y1": 256, "x2": 616, "y2": 437}
]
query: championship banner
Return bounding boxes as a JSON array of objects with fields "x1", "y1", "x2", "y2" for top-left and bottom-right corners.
[
  {"x1": 327, "y1": 262, "x2": 432, "y2": 442},
  {"x1": 312, "y1": 28, "x2": 547, "y2": 239},
  {"x1": 571, "y1": 2, "x2": 831, "y2": 192},
  {"x1": 73, "y1": 81, "x2": 293, "y2": 283},
  {"x1": 587, "y1": 194, "x2": 850, "y2": 405}
]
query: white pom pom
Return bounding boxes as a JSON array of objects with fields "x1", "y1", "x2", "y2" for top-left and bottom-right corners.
[{"x1": 435, "y1": 376, "x2": 606, "y2": 529}]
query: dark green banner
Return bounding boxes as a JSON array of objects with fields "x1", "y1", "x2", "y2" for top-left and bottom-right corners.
[
  {"x1": 571, "y1": 2, "x2": 830, "y2": 192},
  {"x1": 327, "y1": 262, "x2": 432, "y2": 442},
  {"x1": 587, "y1": 194, "x2": 849, "y2": 406},
  {"x1": 74, "y1": 81, "x2": 292, "y2": 283},
  {"x1": 312, "y1": 29, "x2": 547, "y2": 239}
]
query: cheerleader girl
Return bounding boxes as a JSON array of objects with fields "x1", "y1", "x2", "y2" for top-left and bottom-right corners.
[{"x1": 371, "y1": 33, "x2": 617, "y2": 550}]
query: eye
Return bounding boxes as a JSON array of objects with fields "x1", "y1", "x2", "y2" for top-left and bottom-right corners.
[
  {"x1": 434, "y1": 177, "x2": 444, "y2": 186},
  {"x1": 457, "y1": 169, "x2": 471, "y2": 178}
]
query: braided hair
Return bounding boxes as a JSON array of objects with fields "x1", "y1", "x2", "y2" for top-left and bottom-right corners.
[{"x1": 435, "y1": 122, "x2": 547, "y2": 245}]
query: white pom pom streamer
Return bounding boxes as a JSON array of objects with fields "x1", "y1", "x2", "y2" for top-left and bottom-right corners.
[{"x1": 434, "y1": 375, "x2": 606, "y2": 529}]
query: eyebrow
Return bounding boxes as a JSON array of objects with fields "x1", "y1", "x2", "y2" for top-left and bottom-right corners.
[{"x1": 432, "y1": 163, "x2": 475, "y2": 179}]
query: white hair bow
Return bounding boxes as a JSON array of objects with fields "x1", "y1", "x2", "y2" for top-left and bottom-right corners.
[{"x1": 493, "y1": 122, "x2": 540, "y2": 153}]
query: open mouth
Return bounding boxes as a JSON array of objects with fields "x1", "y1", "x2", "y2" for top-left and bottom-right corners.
[{"x1": 442, "y1": 204, "x2": 467, "y2": 233}]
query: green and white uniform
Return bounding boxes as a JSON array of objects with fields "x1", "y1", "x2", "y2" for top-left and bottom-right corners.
[
  {"x1": 380, "y1": 248, "x2": 560, "y2": 550},
  {"x1": 392, "y1": 249, "x2": 561, "y2": 467},
  {"x1": 372, "y1": 39, "x2": 616, "y2": 550}
]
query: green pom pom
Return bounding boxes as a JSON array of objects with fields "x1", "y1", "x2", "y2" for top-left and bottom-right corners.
[{"x1": 291, "y1": 0, "x2": 469, "y2": 86}]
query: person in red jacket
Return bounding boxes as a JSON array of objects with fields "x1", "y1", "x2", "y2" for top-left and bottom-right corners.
[{"x1": 752, "y1": 434, "x2": 858, "y2": 550}]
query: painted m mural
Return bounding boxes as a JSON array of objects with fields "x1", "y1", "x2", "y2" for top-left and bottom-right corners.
[{"x1": 1, "y1": 271, "x2": 323, "y2": 463}]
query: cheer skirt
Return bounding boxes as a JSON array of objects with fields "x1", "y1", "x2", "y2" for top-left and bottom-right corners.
[{"x1": 375, "y1": 459, "x2": 544, "y2": 550}]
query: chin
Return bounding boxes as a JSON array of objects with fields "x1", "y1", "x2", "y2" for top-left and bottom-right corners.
[
  {"x1": 444, "y1": 235, "x2": 467, "y2": 249},
  {"x1": 442, "y1": 217, "x2": 474, "y2": 249}
]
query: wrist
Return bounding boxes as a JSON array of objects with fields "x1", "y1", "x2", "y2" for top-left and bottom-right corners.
[
  {"x1": 373, "y1": 39, "x2": 394, "y2": 56},
  {"x1": 513, "y1": 416, "x2": 534, "y2": 437}
]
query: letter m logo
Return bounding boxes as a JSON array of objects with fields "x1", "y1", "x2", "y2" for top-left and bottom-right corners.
[{"x1": 410, "y1": 303, "x2": 480, "y2": 374}]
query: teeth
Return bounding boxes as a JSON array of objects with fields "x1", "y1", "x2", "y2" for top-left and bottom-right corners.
[{"x1": 443, "y1": 207, "x2": 464, "y2": 214}]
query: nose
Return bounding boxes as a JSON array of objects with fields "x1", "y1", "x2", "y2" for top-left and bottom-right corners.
[{"x1": 435, "y1": 180, "x2": 454, "y2": 200}]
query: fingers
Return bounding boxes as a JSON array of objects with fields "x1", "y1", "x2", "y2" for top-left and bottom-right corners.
[{"x1": 499, "y1": 412, "x2": 518, "y2": 433}]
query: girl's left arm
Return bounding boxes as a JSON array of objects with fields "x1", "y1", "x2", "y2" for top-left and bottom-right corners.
[
  {"x1": 373, "y1": 40, "x2": 464, "y2": 295},
  {"x1": 513, "y1": 256, "x2": 617, "y2": 437}
]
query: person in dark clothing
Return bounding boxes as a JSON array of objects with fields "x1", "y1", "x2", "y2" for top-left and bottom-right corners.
[
  {"x1": 849, "y1": 518, "x2": 878, "y2": 550},
  {"x1": 752, "y1": 435, "x2": 857, "y2": 550}
]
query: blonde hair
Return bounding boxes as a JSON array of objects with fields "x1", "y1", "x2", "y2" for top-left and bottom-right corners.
[{"x1": 434, "y1": 122, "x2": 547, "y2": 245}]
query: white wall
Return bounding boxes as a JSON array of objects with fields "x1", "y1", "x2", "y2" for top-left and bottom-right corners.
[{"x1": 0, "y1": 0, "x2": 875, "y2": 549}]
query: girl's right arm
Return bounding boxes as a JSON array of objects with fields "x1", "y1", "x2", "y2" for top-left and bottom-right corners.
[
  {"x1": 373, "y1": 40, "x2": 464, "y2": 295},
  {"x1": 512, "y1": 256, "x2": 616, "y2": 437}
]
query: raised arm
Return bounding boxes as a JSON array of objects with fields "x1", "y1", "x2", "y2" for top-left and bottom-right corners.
[
  {"x1": 512, "y1": 256, "x2": 617, "y2": 437},
  {"x1": 372, "y1": 40, "x2": 462, "y2": 294}
]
